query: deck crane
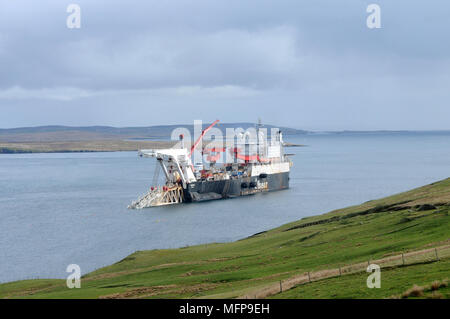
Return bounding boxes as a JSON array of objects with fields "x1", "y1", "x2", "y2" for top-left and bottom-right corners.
[
  {"x1": 129, "y1": 119, "x2": 292, "y2": 209},
  {"x1": 189, "y1": 120, "x2": 220, "y2": 158}
]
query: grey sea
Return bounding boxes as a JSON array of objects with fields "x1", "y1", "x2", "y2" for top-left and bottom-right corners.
[{"x1": 1, "y1": 132, "x2": 450, "y2": 283}]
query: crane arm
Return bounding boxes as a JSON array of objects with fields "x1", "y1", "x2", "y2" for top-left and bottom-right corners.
[{"x1": 190, "y1": 120, "x2": 220, "y2": 157}]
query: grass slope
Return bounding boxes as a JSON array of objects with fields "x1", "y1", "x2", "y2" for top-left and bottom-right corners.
[
  {"x1": 1, "y1": 178, "x2": 449, "y2": 299},
  {"x1": 271, "y1": 259, "x2": 450, "y2": 299},
  {"x1": 0, "y1": 123, "x2": 307, "y2": 143},
  {"x1": 0, "y1": 140, "x2": 175, "y2": 153}
]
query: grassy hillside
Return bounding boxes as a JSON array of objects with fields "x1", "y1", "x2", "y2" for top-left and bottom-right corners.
[
  {"x1": 0, "y1": 140, "x2": 176, "y2": 154},
  {"x1": 272, "y1": 260, "x2": 450, "y2": 299},
  {"x1": 0, "y1": 123, "x2": 307, "y2": 143},
  {"x1": 1, "y1": 178, "x2": 449, "y2": 299},
  {"x1": 0, "y1": 122, "x2": 305, "y2": 153}
]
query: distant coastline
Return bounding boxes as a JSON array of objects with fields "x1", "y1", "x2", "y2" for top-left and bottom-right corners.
[
  {"x1": 1, "y1": 124, "x2": 449, "y2": 154},
  {"x1": 0, "y1": 141, "x2": 177, "y2": 154}
]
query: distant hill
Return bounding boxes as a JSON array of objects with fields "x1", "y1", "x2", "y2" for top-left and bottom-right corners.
[{"x1": 0, "y1": 123, "x2": 308, "y2": 143}]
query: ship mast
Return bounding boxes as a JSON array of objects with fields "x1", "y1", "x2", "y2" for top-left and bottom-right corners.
[{"x1": 256, "y1": 118, "x2": 263, "y2": 160}]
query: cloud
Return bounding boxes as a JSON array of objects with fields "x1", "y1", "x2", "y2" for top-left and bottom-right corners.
[
  {"x1": 171, "y1": 85, "x2": 261, "y2": 98},
  {"x1": 0, "y1": 85, "x2": 260, "y2": 101},
  {"x1": 0, "y1": 0, "x2": 449, "y2": 129},
  {"x1": 0, "y1": 86, "x2": 94, "y2": 101},
  {"x1": 0, "y1": 25, "x2": 301, "y2": 91}
]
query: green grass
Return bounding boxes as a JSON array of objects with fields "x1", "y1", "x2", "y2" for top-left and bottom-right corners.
[
  {"x1": 270, "y1": 259, "x2": 450, "y2": 299},
  {"x1": 0, "y1": 140, "x2": 175, "y2": 153},
  {"x1": 1, "y1": 178, "x2": 449, "y2": 299}
]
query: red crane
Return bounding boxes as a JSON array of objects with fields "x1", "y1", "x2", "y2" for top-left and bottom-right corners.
[{"x1": 189, "y1": 120, "x2": 220, "y2": 158}]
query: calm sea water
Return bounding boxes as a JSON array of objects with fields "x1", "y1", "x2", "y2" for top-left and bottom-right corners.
[{"x1": 1, "y1": 132, "x2": 449, "y2": 283}]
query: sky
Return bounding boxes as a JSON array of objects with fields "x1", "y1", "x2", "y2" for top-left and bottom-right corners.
[{"x1": 0, "y1": 0, "x2": 449, "y2": 130}]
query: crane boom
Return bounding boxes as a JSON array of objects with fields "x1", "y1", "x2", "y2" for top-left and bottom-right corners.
[{"x1": 190, "y1": 120, "x2": 220, "y2": 157}]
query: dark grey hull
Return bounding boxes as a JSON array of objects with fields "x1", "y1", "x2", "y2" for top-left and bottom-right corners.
[{"x1": 183, "y1": 171, "x2": 289, "y2": 202}]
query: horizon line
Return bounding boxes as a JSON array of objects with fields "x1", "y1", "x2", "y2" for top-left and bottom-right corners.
[{"x1": 1, "y1": 123, "x2": 450, "y2": 133}]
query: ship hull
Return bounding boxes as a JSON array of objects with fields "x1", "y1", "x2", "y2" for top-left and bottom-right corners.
[{"x1": 183, "y1": 171, "x2": 289, "y2": 202}]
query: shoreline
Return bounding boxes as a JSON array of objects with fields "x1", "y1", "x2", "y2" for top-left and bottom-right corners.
[
  {"x1": 0, "y1": 140, "x2": 306, "y2": 154},
  {"x1": 0, "y1": 140, "x2": 177, "y2": 154},
  {"x1": 1, "y1": 178, "x2": 449, "y2": 298}
]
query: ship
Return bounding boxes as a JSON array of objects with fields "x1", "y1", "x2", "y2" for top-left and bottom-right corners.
[{"x1": 128, "y1": 120, "x2": 293, "y2": 209}]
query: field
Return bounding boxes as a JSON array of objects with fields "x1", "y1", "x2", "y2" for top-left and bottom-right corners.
[
  {"x1": 1, "y1": 178, "x2": 449, "y2": 299},
  {"x1": 0, "y1": 123, "x2": 305, "y2": 153},
  {"x1": 272, "y1": 259, "x2": 450, "y2": 299},
  {"x1": 0, "y1": 140, "x2": 175, "y2": 153}
]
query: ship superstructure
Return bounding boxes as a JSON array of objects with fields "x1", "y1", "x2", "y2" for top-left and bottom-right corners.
[{"x1": 128, "y1": 120, "x2": 292, "y2": 209}]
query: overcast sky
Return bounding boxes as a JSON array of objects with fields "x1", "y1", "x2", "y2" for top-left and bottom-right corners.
[{"x1": 0, "y1": 0, "x2": 449, "y2": 130}]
